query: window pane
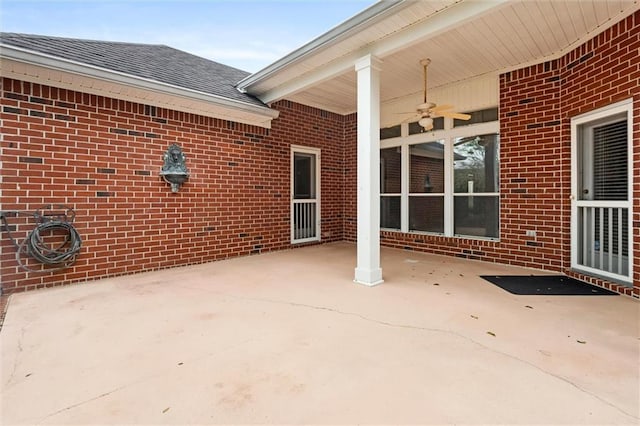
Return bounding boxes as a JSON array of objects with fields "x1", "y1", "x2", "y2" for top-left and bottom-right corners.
[
  {"x1": 294, "y1": 153, "x2": 315, "y2": 199},
  {"x1": 381, "y1": 148, "x2": 401, "y2": 193},
  {"x1": 454, "y1": 134, "x2": 499, "y2": 193},
  {"x1": 381, "y1": 196, "x2": 401, "y2": 229},
  {"x1": 593, "y1": 120, "x2": 627, "y2": 201},
  {"x1": 410, "y1": 141, "x2": 445, "y2": 193},
  {"x1": 409, "y1": 196, "x2": 444, "y2": 233},
  {"x1": 380, "y1": 125, "x2": 401, "y2": 140},
  {"x1": 454, "y1": 196, "x2": 499, "y2": 238},
  {"x1": 453, "y1": 107, "x2": 498, "y2": 127}
]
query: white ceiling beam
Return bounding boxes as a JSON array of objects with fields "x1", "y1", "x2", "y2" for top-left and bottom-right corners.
[{"x1": 256, "y1": 0, "x2": 510, "y2": 105}]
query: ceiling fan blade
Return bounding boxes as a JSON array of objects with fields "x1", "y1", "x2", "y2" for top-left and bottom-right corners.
[
  {"x1": 431, "y1": 104, "x2": 454, "y2": 112},
  {"x1": 438, "y1": 111, "x2": 471, "y2": 120},
  {"x1": 391, "y1": 59, "x2": 470, "y2": 124},
  {"x1": 399, "y1": 113, "x2": 421, "y2": 124}
]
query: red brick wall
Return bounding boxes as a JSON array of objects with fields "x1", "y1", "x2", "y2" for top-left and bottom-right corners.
[
  {"x1": 0, "y1": 83, "x2": 345, "y2": 293},
  {"x1": 1, "y1": 13, "x2": 638, "y2": 298},
  {"x1": 344, "y1": 113, "x2": 357, "y2": 242},
  {"x1": 269, "y1": 100, "x2": 346, "y2": 241},
  {"x1": 344, "y1": 11, "x2": 639, "y2": 297},
  {"x1": 500, "y1": 59, "x2": 565, "y2": 271},
  {"x1": 560, "y1": 11, "x2": 640, "y2": 294}
]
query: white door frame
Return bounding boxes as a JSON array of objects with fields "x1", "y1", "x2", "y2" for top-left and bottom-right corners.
[
  {"x1": 570, "y1": 98, "x2": 633, "y2": 284},
  {"x1": 290, "y1": 145, "x2": 321, "y2": 244}
]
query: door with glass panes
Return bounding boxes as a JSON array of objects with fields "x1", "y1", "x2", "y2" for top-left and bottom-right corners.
[
  {"x1": 291, "y1": 147, "x2": 320, "y2": 243},
  {"x1": 571, "y1": 101, "x2": 632, "y2": 284}
]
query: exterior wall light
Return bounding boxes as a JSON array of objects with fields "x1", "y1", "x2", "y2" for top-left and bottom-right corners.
[{"x1": 160, "y1": 144, "x2": 190, "y2": 192}]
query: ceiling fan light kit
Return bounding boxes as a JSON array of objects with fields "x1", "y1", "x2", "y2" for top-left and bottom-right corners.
[{"x1": 418, "y1": 117, "x2": 433, "y2": 130}]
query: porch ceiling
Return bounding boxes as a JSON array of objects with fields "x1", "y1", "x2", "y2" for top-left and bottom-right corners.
[{"x1": 240, "y1": 0, "x2": 639, "y2": 115}]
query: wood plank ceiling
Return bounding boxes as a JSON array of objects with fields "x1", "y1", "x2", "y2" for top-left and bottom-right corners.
[{"x1": 269, "y1": 0, "x2": 638, "y2": 115}]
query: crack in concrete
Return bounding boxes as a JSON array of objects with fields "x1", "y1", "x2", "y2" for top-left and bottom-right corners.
[
  {"x1": 32, "y1": 337, "x2": 256, "y2": 424},
  {"x1": 11, "y1": 284, "x2": 636, "y2": 423},
  {"x1": 200, "y1": 289, "x2": 639, "y2": 421},
  {"x1": 36, "y1": 386, "x2": 128, "y2": 424},
  {"x1": 4, "y1": 326, "x2": 25, "y2": 389}
]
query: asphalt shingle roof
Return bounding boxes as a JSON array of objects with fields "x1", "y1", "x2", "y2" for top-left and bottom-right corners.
[{"x1": 0, "y1": 32, "x2": 265, "y2": 107}]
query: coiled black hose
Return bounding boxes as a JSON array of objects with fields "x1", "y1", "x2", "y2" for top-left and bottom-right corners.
[
  {"x1": 23, "y1": 221, "x2": 82, "y2": 268},
  {"x1": 1, "y1": 206, "x2": 82, "y2": 272}
]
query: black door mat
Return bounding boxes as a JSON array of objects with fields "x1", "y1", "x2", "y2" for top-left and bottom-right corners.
[{"x1": 480, "y1": 275, "x2": 618, "y2": 296}]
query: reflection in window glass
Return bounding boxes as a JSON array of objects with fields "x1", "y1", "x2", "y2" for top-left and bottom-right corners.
[
  {"x1": 454, "y1": 134, "x2": 499, "y2": 193},
  {"x1": 408, "y1": 141, "x2": 445, "y2": 234},
  {"x1": 381, "y1": 196, "x2": 401, "y2": 229},
  {"x1": 409, "y1": 196, "x2": 444, "y2": 233},
  {"x1": 293, "y1": 153, "x2": 315, "y2": 199},
  {"x1": 381, "y1": 148, "x2": 401, "y2": 193},
  {"x1": 454, "y1": 196, "x2": 499, "y2": 238},
  {"x1": 409, "y1": 141, "x2": 445, "y2": 193},
  {"x1": 454, "y1": 133, "x2": 499, "y2": 238}
]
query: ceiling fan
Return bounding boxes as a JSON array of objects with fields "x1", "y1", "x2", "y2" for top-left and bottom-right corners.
[{"x1": 398, "y1": 59, "x2": 471, "y2": 130}]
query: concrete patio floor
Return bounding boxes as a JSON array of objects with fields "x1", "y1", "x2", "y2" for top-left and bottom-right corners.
[{"x1": 1, "y1": 242, "x2": 639, "y2": 425}]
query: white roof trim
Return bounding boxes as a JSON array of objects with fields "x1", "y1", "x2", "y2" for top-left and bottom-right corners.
[
  {"x1": 236, "y1": 0, "x2": 408, "y2": 91},
  {"x1": 1, "y1": 44, "x2": 279, "y2": 127},
  {"x1": 243, "y1": 0, "x2": 509, "y2": 105}
]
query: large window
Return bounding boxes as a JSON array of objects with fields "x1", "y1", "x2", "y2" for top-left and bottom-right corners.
[
  {"x1": 380, "y1": 115, "x2": 499, "y2": 239},
  {"x1": 380, "y1": 147, "x2": 401, "y2": 229},
  {"x1": 453, "y1": 134, "x2": 499, "y2": 238},
  {"x1": 409, "y1": 141, "x2": 445, "y2": 233}
]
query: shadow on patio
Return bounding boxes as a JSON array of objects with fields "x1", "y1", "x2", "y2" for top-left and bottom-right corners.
[{"x1": 1, "y1": 242, "x2": 638, "y2": 424}]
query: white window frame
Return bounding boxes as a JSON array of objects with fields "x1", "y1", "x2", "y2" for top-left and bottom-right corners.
[
  {"x1": 290, "y1": 145, "x2": 321, "y2": 244},
  {"x1": 380, "y1": 118, "x2": 499, "y2": 239}
]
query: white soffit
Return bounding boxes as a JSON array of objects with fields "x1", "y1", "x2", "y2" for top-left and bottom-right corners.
[
  {"x1": 242, "y1": 0, "x2": 639, "y2": 115},
  {"x1": 241, "y1": 0, "x2": 502, "y2": 105},
  {"x1": 237, "y1": 0, "x2": 422, "y2": 92}
]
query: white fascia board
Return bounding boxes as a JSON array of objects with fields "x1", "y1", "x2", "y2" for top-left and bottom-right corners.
[
  {"x1": 236, "y1": 0, "x2": 407, "y2": 91},
  {"x1": 250, "y1": 0, "x2": 510, "y2": 105},
  {"x1": 0, "y1": 44, "x2": 279, "y2": 121}
]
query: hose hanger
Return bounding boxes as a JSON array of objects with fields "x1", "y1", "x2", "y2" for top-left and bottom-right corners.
[{"x1": 0, "y1": 205, "x2": 82, "y2": 273}]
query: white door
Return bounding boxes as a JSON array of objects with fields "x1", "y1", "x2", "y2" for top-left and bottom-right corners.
[
  {"x1": 291, "y1": 147, "x2": 320, "y2": 243},
  {"x1": 571, "y1": 100, "x2": 633, "y2": 284}
]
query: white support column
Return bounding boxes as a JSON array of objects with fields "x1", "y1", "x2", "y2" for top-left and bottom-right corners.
[{"x1": 354, "y1": 54, "x2": 384, "y2": 286}]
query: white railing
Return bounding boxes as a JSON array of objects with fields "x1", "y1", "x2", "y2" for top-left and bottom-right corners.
[
  {"x1": 577, "y1": 205, "x2": 629, "y2": 279},
  {"x1": 292, "y1": 199, "x2": 318, "y2": 242}
]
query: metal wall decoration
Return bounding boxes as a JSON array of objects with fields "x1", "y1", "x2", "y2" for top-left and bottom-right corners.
[{"x1": 160, "y1": 143, "x2": 190, "y2": 192}]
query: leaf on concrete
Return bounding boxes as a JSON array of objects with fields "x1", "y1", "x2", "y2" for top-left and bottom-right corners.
[
  {"x1": 163, "y1": 407, "x2": 170, "y2": 413},
  {"x1": 577, "y1": 340, "x2": 586, "y2": 344},
  {"x1": 471, "y1": 315, "x2": 479, "y2": 319},
  {"x1": 487, "y1": 331, "x2": 496, "y2": 337},
  {"x1": 525, "y1": 305, "x2": 533, "y2": 309}
]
